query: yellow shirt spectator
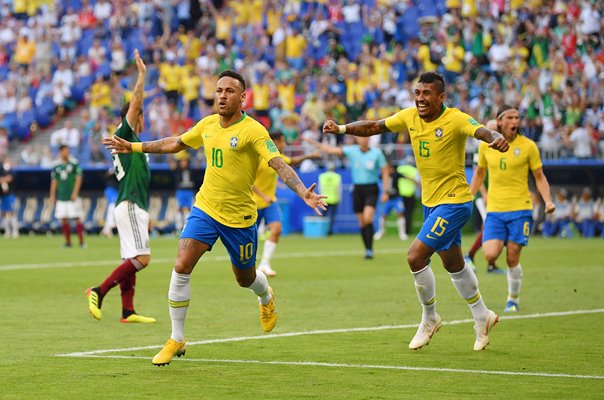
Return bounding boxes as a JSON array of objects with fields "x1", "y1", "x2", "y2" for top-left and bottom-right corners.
[
  {"x1": 181, "y1": 74, "x2": 201, "y2": 101},
  {"x1": 345, "y1": 77, "x2": 369, "y2": 105},
  {"x1": 90, "y1": 81, "x2": 112, "y2": 108},
  {"x1": 14, "y1": 36, "x2": 36, "y2": 65},
  {"x1": 252, "y1": 83, "x2": 270, "y2": 111},
  {"x1": 285, "y1": 34, "x2": 307, "y2": 59},
  {"x1": 417, "y1": 44, "x2": 438, "y2": 72},
  {"x1": 159, "y1": 62, "x2": 182, "y2": 92},
  {"x1": 277, "y1": 82, "x2": 295, "y2": 112},
  {"x1": 444, "y1": 41, "x2": 464, "y2": 73}
]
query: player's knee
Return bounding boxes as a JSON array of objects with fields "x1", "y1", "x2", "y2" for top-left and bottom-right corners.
[
  {"x1": 406, "y1": 251, "x2": 425, "y2": 271},
  {"x1": 236, "y1": 274, "x2": 254, "y2": 287},
  {"x1": 135, "y1": 254, "x2": 150, "y2": 268},
  {"x1": 174, "y1": 260, "x2": 194, "y2": 274}
]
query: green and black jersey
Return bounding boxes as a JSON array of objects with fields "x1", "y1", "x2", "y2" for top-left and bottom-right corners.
[
  {"x1": 112, "y1": 117, "x2": 150, "y2": 211},
  {"x1": 51, "y1": 158, "x2": 82, "y2": 201}
]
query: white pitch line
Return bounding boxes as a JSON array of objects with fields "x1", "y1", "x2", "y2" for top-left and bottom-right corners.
[
  {"x1": 0, "y1": 248, "x2": 406, "y2": 271},
  {"x1": 55, "y1": 308, "x2": 604, "y2": 357},
  {"x1": 60, "y1": 355, "x2": 604, "y2": 380}
]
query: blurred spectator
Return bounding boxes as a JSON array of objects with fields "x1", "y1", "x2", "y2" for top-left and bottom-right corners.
[
  {"x1": 543, "y1": 189, "x2": 573, "y2": 238},
  {"x1": 573, "y1": 188, "x2": 597, "y2": 237},
  {"x1": 20, "y1": 144, "x2": 40, "y2": 166},
  {"x1": 50, "y1": 121, "x2": 80, "y2": 154},
  {"x1": 0, "y1": 127, "x2": 8, "y2": 158}
]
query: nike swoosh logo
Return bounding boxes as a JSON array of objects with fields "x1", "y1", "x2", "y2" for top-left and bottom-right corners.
[{"x1": 426, "y1": 234, "x2": 437, "y2": 239}]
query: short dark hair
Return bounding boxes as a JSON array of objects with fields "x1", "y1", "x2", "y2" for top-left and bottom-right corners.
[
  {"x1": 218, "y1": 69, "x2": 246, "y2": 91},
  {"x1": 120, "y1": 102, "x2": 130, "y2": 120},
  {"x1": 269, "y1": 131, "x2": 284, "y2": 141},
  {"x1": 120, "y1": 101, "x2": 143, "y2": 120},
  {"x1": 59, "y1": 144, "x2": 69, "y2": 151},
  {"x1": 418, "y1": 72, "x2": 445, "y2": 93}
]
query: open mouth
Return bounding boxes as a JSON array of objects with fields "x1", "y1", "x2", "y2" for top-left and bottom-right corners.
[{"x1": 417, "y1": 103, "x2": 429, "y2": 113}]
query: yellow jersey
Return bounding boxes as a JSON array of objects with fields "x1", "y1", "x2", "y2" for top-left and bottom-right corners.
[
  {"x1": 477, "y1": 134, "x2": 542, "y2": 212},
  {"x1": 385, "y1": 106, "x2": 481, "y2": 207},
  {"x1": 181, "y1": 113, "x2": 281, "y2": 227},
  {"x1": 252, "y1": 155, "x2": 292, "y2": 209}
]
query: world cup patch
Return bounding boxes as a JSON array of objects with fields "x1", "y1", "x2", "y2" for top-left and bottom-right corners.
[{"x1": 266, "y1": 139, "x2": 278, "y2": 153}]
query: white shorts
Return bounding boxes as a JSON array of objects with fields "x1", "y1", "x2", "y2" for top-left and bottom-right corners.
[
  {"x1": 55, "y1": 199, "x2": 82, "y2": 219},
  {"x1": 115, "y1": 201, "x2": 151, "y2": 259}
]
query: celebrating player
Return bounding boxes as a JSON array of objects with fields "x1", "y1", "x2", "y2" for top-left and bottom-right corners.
[
  {"x1": 86, "y1": 49, "x2": 156, "y2": 324},
  {"x1": 103, "y1": 69, "x2": 327, "y2": 366},
  {"x1": 470, "y1": 105, "x2": 555, "y2": 312},
  {"x1": 323, "y1": 72, "x2": 509, "y2": 351}
]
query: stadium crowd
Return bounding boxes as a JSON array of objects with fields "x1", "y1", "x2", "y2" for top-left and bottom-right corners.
[{"x1": 0, "y1": 0, "x2": 603, "y2": 166}]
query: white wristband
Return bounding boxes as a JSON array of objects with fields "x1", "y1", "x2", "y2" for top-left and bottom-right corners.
[{"x1": 338, "y1": 124, "x2": 347, "y2": 134}]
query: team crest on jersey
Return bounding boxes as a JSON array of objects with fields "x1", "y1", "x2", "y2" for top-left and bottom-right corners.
[
  {"x1": 435, "y1": 128, "x2": 443, "y2": 140},
  {"x1": 230, "y1": 136, "x2": 239, "y2": 148},
  {"x1": 514, "y1": 148, "x2": 521, "y2": 156}
]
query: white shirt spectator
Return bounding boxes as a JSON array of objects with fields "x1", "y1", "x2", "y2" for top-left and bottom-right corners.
[
  {"x1": 580, "y1": 4, "x2": 600, "y2": 35},
  {"x1": 110, "y1": 43, "x2": 126, "y2": 73},
  {"x1": 88, "y1": 42, "x2": 107, "y2": 66},
  {"x1": 574, "y1": 198, "x2": 595, "y2": 223},
  {"x1": 569, "y1": 126, "x2": 592, "y2": 158},
  {"x1": 51, "y1": 81, "x2": 72, "y2": 107},
  {"x1": 94, "y1": 0, "x2": 113, "y2": 21},
  {"x1": 52, "y1": 66, "x2": 75, "y2": 89},
  {"x1": 342, "y1": 3, "x2": 362, "y2": 23},
  {"x1": 51, "y1": 124, "x2": 80, "y2": 148},
  {"x1": 488, "y1": 41, "x2": 511, "y2": 72}
]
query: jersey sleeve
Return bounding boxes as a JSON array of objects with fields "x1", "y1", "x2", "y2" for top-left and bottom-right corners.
[
  {"x1": 180, "y1": 118, "x2": 206, "y2": 149},
  {"x1": 477, "y1": 142, "x2": 488, "y2": 169},
  {"x1": 115, "y1": 117, "x2": 134, "y2": 140},
  {"x1": 455, "y1": 110, "x2": 484, "y2": 138},
  {"x1": 282, "y1": 155, "x2": 292, "y2": 165},
  {"x1": 253, "y1": 127, "x2": 281, "y2": 163},
  {"x1": 50, "y1": 165, "x2": 57, "y2": 180},
  {"x1": 342, "y1": 145, "x2": 353, "y2": 159},
  {"x1": 384, "y1": 109, "x2": 409, "y2": 133},
  {"x1": 527, "y1": 140, "x2": 543, "y2": 171},
  {"x1": 75, "y1": 162, "x2": 83, "y2": 176}
]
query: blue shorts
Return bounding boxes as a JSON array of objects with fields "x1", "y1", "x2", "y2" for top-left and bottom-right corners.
[
  {"x1": 180, "y1": 207, "x2": 257, "y2": 269},
  {"x1": 418, "y1": 202, "x2": 473, "y2": 252},
  {"x1": 1, "y1": 194, "x2": 15, "y2": 212},
  {"x1": 104, "y1": 187, "x2": 118, "y2": 204},
  {"x1": 176, "y1": 189, "x2": 195, "y2": 210},
  {"x1": 256, "y1": 202, "x2": 282, "y2": 226},
  {"x1": 382, "y1": 198, "x2": 404, "y2": 216},
  {"x1": 483, "y1": 210, "x2": 533, "y2": 246}
]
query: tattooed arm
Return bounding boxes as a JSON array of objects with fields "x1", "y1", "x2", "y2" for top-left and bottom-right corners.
[
  {"x1": 103, "y1": 135, "x2": 190, "y2": 154},
  {"x1": 323, "y1": 119, "x2": 391, "y2": 137},
  {"x1": 268, "y1": 157, "x2": 327, "y2": 215}
]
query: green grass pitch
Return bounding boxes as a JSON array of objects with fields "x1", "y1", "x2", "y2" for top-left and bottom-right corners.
[{"x1": 0, "y1": 233, "x2": 603, "y2": 399}]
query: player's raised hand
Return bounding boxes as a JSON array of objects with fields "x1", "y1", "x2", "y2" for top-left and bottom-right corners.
[
  {"x1": 133, "y1": 49, "x2": 146, "y2": 75},
  {"x1": 489, "y1": 136, "x2": 509, "y2": 152},
  {"x1": 322, "y1": 120, "x2": 340, "y2": 135},
  {"x1": 303, "y1": 182, "x2": 328, "y2": 216},
  {"x1": 102, "y1": 135, "x2": 133, "y2": 154},
  {"x1": 544, "y1": 200, "x2": 556, "y2": 214}
]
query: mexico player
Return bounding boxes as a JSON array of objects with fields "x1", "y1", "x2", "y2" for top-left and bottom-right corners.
[
  {"x1": 86, "y1": 49, "x2": 155, "y2": 324},
  {"x1": 49, "y1": 145, "x2": 85, "y2": 248},
  {"x1": 470, "y1": 105, "x2": 555, "y2": 312},
  {"x1": 103, "y1": 69, "x2": 327, "y2": 366}
]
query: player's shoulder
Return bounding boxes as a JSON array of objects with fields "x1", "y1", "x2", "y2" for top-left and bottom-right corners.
[
  {"x1": 517, "y1": 134, "x2": 538, "y2": 148},
  {"x1": 241, "y1": 114, "x2": 269, "y2": 134}
]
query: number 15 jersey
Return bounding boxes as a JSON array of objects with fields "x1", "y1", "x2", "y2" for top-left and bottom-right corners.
[
  {"x1": 181, "y1": 112, "x2": 281, "y2": 228},
  {"x1": 385, "y1": 106, "x2": 481, "y2": 207}
]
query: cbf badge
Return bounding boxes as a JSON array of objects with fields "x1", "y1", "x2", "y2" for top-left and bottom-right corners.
[
  {"x1": 230, "y1": 136, "x2": 239, "y2": 148},
  {"x1": 514, "y1": 148, "x2": 521, "y2": 156},
  {"x1": 435, "y1": 127, "x2": 443, "y2": 140}
]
